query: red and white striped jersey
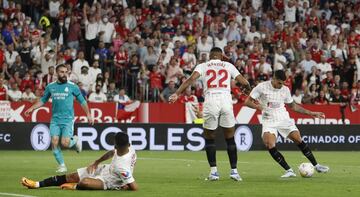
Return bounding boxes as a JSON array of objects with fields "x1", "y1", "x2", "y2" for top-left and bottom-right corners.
[
  {"x1": 194, "y1": 59, "x2": 240, "y2": 95},
  {"x1": 250, "y1": 80, "x2": 294, "y2": 122}
]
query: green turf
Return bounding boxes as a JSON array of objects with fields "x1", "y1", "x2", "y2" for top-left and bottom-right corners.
[{"x1": 0, "y1": 150, "x2": 359, "y2": 197}]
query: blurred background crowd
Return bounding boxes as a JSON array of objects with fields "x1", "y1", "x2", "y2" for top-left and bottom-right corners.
[{"x1": 0, "y1": 0, "x2": 359, "y2": 107}]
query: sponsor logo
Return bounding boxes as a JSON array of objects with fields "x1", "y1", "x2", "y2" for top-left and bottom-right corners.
[
  {"x1": 234, "y1": 126, "x2": 253, "y2": 151},
  {"x1": 30, "y1": 124, "x2": 51, "y2": 151},
  {"x1": 121, "y1": 171, "x2": 130, "y2": 179}
]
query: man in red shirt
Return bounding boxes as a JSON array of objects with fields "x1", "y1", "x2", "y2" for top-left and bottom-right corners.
[{"x1": 0, "y1": 76, "x2": 8, "y2": 100}]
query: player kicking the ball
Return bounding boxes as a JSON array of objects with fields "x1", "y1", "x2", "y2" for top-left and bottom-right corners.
[
  {"x1": 244, "y1": 70, "x2": 329, "y2": 178},
  {"x1": 169, "y1": 47, "x2": 251, "y2": 181},
  {"x1": 25, "y1": 64, "x2": 94, "y2": 173},
  {"x1": 21, "y1": 132, "x2": 138, "y2": 191}
]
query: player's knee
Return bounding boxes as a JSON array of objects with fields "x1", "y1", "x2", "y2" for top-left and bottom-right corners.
[
  {"x1": 61, "y1": 141, "x2": 69, "y2": 148},
  {"x1": 263, "y1": 141, "x2": 275, "y2": 149}
]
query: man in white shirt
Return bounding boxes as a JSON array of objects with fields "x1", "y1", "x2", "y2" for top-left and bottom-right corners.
[
  {"x1": 316, "y1": 56, "x2": 332, "y2": 80},
  {"x1": 172, "y1": 29, "x2": 187, "y2": 46},
  {"x1": 169, "y1": 47, "x2": 251, "y2": 182},
  {"x1": 284, "y1": 0, "x2": 297, "y2": 23},
  {"x1": 244, "y1": 70, "x2": 329, "y2": 178},
  {"x1": 88, "y1": 84, "x2": 107, "y2": 103},
  {"x1": 22, "y1": 132, "x2": 138, "y2": 191},
  {"x1": 197, "y1": 36, "x2": 213, "y2": 59},
  {"x1": 78, "y1": 66, "x2": 93, "y2": 94},
  {"x1": 114, "y1": 89, "x2": 131, "y2": 104},
  {"x1": 98, "y1": 15, "x2": 115, "y2": 47},
  {"x1": 299, "y1": 52, "x2": 317, "y2": 75},
  {"x1": 273, "y1": 48, "x2": 287, "y2": 70},
  {"x1": 72, "y1": 51, "x2": 90, "y2": 77},
  {"x1": 22, "y1": 86, "x2": 36, "y2": 102},
  {"x1": 5, "y1": 44, "x2": 19, "y2": 66},
  {"x1": 214, "y1": 31, "x2": 227, "y2": 51},
  {"x1": 7, "y1": 83, "x2": 22, "y2": 102},
  {"x1": 255, "y1": 55, "x2": 272, "y2": 75},
  {"x1": 245, "y1": 26, "x2": 261, "y2": 43},
  {"x1": 89, "y1": 61, "x2": 102, "y2": 83},
  {"x1": 83, "y1": 4, "x2": 100, "y2": 61},
  {"x1": 326, "y1": 18, "x2": 338, "y2": 36}
]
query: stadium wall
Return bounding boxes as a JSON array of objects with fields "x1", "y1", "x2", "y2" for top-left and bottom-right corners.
[{"x1": 1, "y1": 123, "x2": 359, "y2": 151}]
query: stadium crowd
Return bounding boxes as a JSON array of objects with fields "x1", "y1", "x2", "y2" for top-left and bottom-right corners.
[{"x1": 0, "y1": 0, "x2": 359, "y2": 106}]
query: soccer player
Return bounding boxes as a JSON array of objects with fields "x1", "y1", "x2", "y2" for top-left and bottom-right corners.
[
  {"x1": 169, "y1": 47, "x2": 251, "y2": 181},
  {"x1": 244, "y1": 70, "x2": 330, "y2": 178},
  {"x1": 24, "y1": 64, "x2": 94, "y2": 173},
  {"x1": 21, "y1": 132, "x2": 138, "y2": 191}
]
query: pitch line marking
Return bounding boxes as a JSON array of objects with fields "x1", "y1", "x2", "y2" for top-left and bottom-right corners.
[
  {"x1": 0, "y1": 192, "x2": 38, "y2": 197},
  {"x1": 138, "y1": 157, "x2": 250, "y2": 164}
]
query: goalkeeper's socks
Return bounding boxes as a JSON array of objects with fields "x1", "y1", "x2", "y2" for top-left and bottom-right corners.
[
  {"x1": 39, "y1": 175, "x2": 67, "y2": 187},
  {"x1": 53, "y1": 147, "x2": 65, "y2": 165}
]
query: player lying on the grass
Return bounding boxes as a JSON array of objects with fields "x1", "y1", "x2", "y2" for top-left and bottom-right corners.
[
  {"x1": 244, "y1": 70, "x2": 329, "y2": 178},
  {"x1": 21, "y1": 132, "x2": 138, "y2": 191}
]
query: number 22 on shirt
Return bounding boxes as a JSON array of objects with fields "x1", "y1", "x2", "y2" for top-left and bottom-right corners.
[{"x1": 206, "y1": 69, "x2": 228, "y2": 88}]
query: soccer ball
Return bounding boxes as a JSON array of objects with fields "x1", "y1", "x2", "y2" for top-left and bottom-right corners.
[{"x1": 298, "y1": 163, "x2": 315, "y2": 178}]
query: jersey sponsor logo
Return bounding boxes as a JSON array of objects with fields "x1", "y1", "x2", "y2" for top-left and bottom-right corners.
[
  {"x1": 121, "y1": 171, "x2": 131, "y2": 179},
  {"x1": 234, "y1": 126, "x2": 253, "y2": 151},
  {"x1": 30, "y1": 124, "x2": 51, "y2": 151}
]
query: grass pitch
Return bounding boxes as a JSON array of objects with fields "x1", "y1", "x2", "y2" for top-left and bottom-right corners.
[{"x1": 0, "y1": 150, "x2": 359, "y2": 197}]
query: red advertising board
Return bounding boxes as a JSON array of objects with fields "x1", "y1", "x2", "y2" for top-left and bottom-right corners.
[{"x1": 0, "y1": 102, "x2": 359, "y2": 125}]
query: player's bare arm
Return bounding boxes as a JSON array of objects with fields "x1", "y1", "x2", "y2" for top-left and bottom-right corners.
[
  {"x1": 287, "y1": 101, "x2": 325, "y2": 118},
  {"x1": 169, "y1": 71, "x2": 200, "y2": 103},
  {"x1": 24, "y1": 101, "x2": 45, "y2": 116},
  {"x1": 235, "y1": 74, "x2": 251, "y2": 95},
  {"x1": 244, "y1": 96, "x2": 263, "y2": 111},
  {"x1": 87, "y1": 150, "x2": 115, "y2": 173},
  {"x1": 81, "y1": 103, "x2": 94, "y2": 125}
]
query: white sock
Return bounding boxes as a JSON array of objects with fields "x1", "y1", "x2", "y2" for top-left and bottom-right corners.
[
  {"x1": 35, "y1": 182, "x2": 40, "y2": 188},
  {"x1": 315, "y1": 164, "x2": 320, "y2": 168},
  {"x1": 59, "y1": 163, "x2": 66, "y2": 167},
  {"x1": 210, "y1": 167, "x2": 218, "y2": 174},
  {"x1": 231, "y1": 168, "x2": 238, "y2": 174},
  {"x1": 288, "y1": 168, "x2": 294, "y2": 172}
]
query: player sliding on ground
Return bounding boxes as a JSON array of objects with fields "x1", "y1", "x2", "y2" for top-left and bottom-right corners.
[
  {"x1": 169, "y1": 47, "x2": 251, "y2": 181},
  {"x1": 21, "y1": 132, "x2": 138, "y2": 191},
  {"x1": 24, "y1": 64, "x2": 94, "y2": 173},
  {"x1": 244, "y1": 70, "x2": 330, "y2": 178}
]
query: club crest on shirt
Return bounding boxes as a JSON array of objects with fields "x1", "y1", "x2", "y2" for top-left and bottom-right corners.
[{"x1": 64, "y1": 87, "x2": 69, "y2": 92}]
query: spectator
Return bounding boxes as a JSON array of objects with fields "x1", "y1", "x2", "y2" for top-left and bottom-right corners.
[
  {"x1": 330, "y1": 87, "x2": 347, "y2": 106},
  {"x1": 165, "y1": 57, "x2": 183, "y2": 85},
  {"x1": 20, "y1": 72, "x2": 34, "y2": 92},
  {"x1": 42, "y1": 66, "x2": 57, "y2": 87},
  {"x1": 317, "y1": 56, "x2": 332, "y2": 80},
  {"x1": 7, "y1": 83, "x2": 22, "y2": 102},
  {"x1": 182, "y1": 46, "x2": 197, "y2": 76},
  {"x1": 160, "y1": 80, "x2": 176, "y2": 103},
  {"x1": 83, "y1": 3, "x2": 100, "y2": 61},
  {"x1": 314, "y1": 90, "x2": 329, "y2": 105},
  {"x1": 143, "y1": 46, "x2": 158, "y2": 67},
  {"x1": 98, "y1": 15, "x2": 115, "y2": 47},
  {"x1": 5, "y1": 44, "x2": 19, "y2": 66},
  {"x1": 10, "y1": 55, "x2": 28, "y2": 78},
  {"x1": 292, "y1": 89, "x2": 303, "y2": 104},
  {"x1": 89, "y1": 61, "x2": 102, "y2": 83},
  {"x1": 197, "y1": 36, "x2": 213, "y2": 59},
  {"x1": 72, "y1": 51, "x2": 89, "y2": 77},
  {"x1": 114, "y1": 88, "x2": 131, "y2": 104},
  {"x1": 106, "y1": 81, "x2": 118, "y2": 102},
  {"x1": 300, "y1": 52, "x2": 317, "y2": 75},
  {"x1": 21, "y1": 86, "x2": 36, "y2": 102},
  {"x1": 78, "y1": 66, "x2": 93, "y2": 94},
  {"x1": 88, "y1": 84, "x2": 107, "y2": 103},
  {"x1": 66, "y1": 15, "x2": 81, "y2": 50},
  {"x1": 0, "y1": 75, "x2": 8, "y2": 100}
]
